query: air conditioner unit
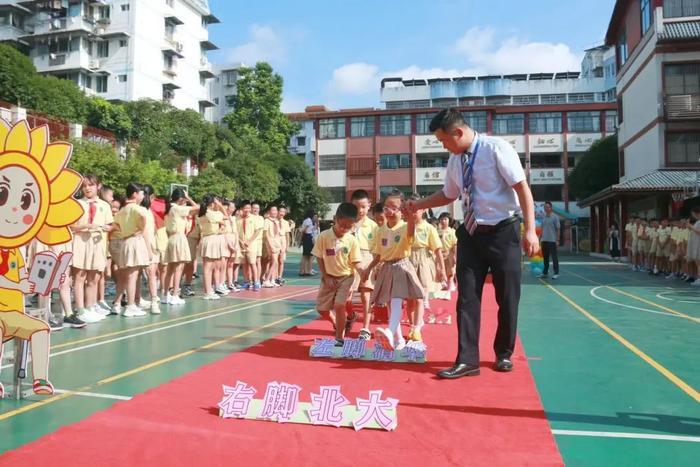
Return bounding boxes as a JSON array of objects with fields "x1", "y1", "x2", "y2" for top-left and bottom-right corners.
[
  {"x1": 49, "y1": 53, "x2": 57, "y2": 60},
  {"x1": 95, "y1": 26, "x2": 105, "y2": 35},
  {"x1": 89, "y1": 59, "x2": 100, "y2": 69},
  {"x1": 176, "y1": 42, "x2": 184, "y2": 53}
]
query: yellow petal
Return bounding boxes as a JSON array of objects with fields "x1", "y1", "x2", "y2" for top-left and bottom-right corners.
[
  {"x1": 5, "y1": 120, "x2": 31, "y2": 153},
  {"x1": 29, "y1": 125, "x2": 49, "y2": 161},
  {"x1": 37, "y1": 225, "x2": 73, "y2": 246},
  {"x1": 0, "y1": 118, "x2": 10, "y2": 149},
  {"x1": 42, "y1": 142, "x2": 72, "y2": 181},
  {"x1": 46, "y1": 198, "x2": 84, "y2": 227},
  {"x1": 50, "y1": 169, "x2": 82, "y2": 203}
]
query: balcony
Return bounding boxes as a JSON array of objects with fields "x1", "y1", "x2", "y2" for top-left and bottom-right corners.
[
  {"x1": 163, "y1": 66, "x2": 177, "y2": 78},
  {"x1": 664, "y1": 94, "x2": 700, "y2": 120},
  {"x1": 199, "y1": 57, "x2": 215, "y2": 78},
  {"x1": 163, "y1": 37, "x2": 184, "y2": 58},
  {"x1": 31, "y1": 16, "x2": 96, "y2": 37},
  {"x1": 35, "y1": 50, "x2": 92, "y2": 72}
]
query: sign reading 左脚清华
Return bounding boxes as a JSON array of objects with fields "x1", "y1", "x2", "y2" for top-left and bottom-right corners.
[
  {"x1": 530, "y1": 168, "x2": 565, "y2": 185},
  {"x1": 218, "y1": 380, "x2": 399, "y2": 431}
]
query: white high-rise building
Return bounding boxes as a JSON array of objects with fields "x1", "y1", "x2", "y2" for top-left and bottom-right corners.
[
  {"x1": 208, "y1": 62, "x2": 244, "y2": 124},
  {"x1": 1, "y1": 0, "x2": 220, "y2": 120}
]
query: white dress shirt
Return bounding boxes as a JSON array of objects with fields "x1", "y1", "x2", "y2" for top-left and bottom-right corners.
[{"x1": 442, "y1": 133, "x2": 525, "y2": 226}]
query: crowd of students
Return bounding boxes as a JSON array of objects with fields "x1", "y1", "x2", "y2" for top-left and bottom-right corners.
[
  {"x1": 623, "y1": 207, "x2": 700, "y2": 285},
  {"x1": 312, "y1": 189, "x2": 459, "y2": 351},
  {"x1": 24, "y1": 175, "x2": 296, "y2": 330}
]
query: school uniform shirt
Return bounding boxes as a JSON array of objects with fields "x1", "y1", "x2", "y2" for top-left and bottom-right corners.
[
  {"x1": 657, "y1": 227, "x2": 671, "y2": 245},
  {"x1": 645, "y1": 226, "x2": 656, "y2": 241},
  {"x1": 252, "y1": 215, "x2": 265, "y2": 246},
  {"x1": 438, "y1": 227, "x2": 457, "y2": 250},
  {"x1": 442, "y1": 133, "x2": 525, "y2": 225},
  {"x1": 631, "y1": 224, "x2": 639, "y2": 242},
  {"x1": 166, "y1": 205, "x2": 192, "y2": 235},
  {"x1": 413, "y1": 221, "x2": 442, "y2": 251},
  {"x1": 279, "y1": 218, "x2": 291, "y2": 237},
  {"x1": 186, "y1": 215, "x2": 200, "y2": 239},
  {"x1": 76, "y1": 198, "x2": 114, "y2": 233},
  {"x1": 353, "y1": 217, "x2": 378, "y2": 251},
  {"x1": 371, "y1": 220, "x2": 414, "y2": 262},
  {"x1": 199, "y1": 210, "x2": 224, "y2": 236},
  {"x1": 119, "y1": 203, "x2": 148, "y2": 238},
  {"x1": 311, "y1": 228, "x2": 361, "y2": 277},
  {"x1": 237, "y1": 216, "x2": 258, "y2": 243},
  {"x1": 0, "y1": 249, "x2": 24, "y2": 312}
]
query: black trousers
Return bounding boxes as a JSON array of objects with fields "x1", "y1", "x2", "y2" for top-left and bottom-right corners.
[
  {"x1": 455, "y1": 221, "x2": 521, "y2": 366},
  {"x1": 541, "y1": 241, "x2": 559, "y2": 275}
]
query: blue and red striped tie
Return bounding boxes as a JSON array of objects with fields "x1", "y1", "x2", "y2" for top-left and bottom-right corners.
[{"x1": 462, "y1": 151, "x2": 477, "y2": 235}]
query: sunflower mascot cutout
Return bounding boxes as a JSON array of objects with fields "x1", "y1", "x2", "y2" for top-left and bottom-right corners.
[{"x1": 0, "y1": 118, "x2": 83, "y2": 397}]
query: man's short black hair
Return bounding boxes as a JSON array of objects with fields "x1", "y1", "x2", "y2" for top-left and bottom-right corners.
[
  {"x1": 335, "y1": 202, "x2": 358, "y2": 221},
  {"x1": 438, "y1": 212, "x2": 452, "y2": 221},
  {"x1": 544, "y1": 201, "x2": 553, "y2": 207},
  {"x1": 429, "y1": 108, "x2": 468, "y2": 133},
  {"x1": 239, "y1": 199, "x2": 251, "y2": 207},
  {"x1": 351, "y1": 189, "x2": 370, "y2": 202}
]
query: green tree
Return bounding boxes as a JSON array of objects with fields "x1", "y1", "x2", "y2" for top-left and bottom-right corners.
[
  {"x1": 567, "y1": 135, "x2": 619, "y2": 200},
  {"x1": 223, "y1": 62, "x2": 299, "y2": 154},
  {"x1": 219, "y1": 153, "x2": 279, "y2": 203},
  {"x1": 68, "y1": 139, "x2": 125, "y2": 188},
  {"x1": 0, "y1": 43, "x2": 37, "y2": 106},
  {"x1": 86, "y1": 98, "x2": 132, "y2": 140},
  {"x1": 28, "y1": 75, "x2": 89, "y2": 123},
  {"x1": 187, "y1": 167, "x2": 237, "y2": 200},
  {"x1": 273, "y1": 155, "x2": 330, "y2": 221}
]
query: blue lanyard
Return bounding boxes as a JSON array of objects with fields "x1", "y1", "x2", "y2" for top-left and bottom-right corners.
[{"x1": 461, "y1": 135, "x2": 481, "y2": 191}]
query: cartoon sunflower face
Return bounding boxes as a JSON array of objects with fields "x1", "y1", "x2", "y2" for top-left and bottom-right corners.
[{"x1": 0, "y1": 119, "x2": 83, "y2": 249}]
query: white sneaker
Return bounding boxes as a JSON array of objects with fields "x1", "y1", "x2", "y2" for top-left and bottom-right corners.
[
  {"x1": 123, "y1": 305, "x2": 147, "y2": 317},
  {"x1": 552, "y1": 274, "x2": 559, "y2": 279},
  {"x1": 171, "y1": 295, "x2": 185, "y2": 305},
  {"x1": 77, "y1": 308, "x2": 102, "y2": 324},
  {"x1": 97, "y1": 300, "x2": 112, "y2": 314},
  {"x1": 111, "y1": 303, "x2": 122, "y2": 315},
  {"x1": 215, "y1": 285, "x2": 229, "y2": 295},
  {"x1": 203, "y1": 292, "x2": 221, "y2": 300},
  {"x1": 138, "y1": 299, "x2": 151, "y2": 308},
  {"x1": 374, "y1": 328, "x2": 394, "y2": 351},
  {"x1": 150, "y1": 301, "x2": 161, "y2": 315},
  {"x1": 665, "y1": 273, "x2": 674, "y2": 279},
  {"x1": 89, "y1": 304, "x2": 107, "y2": 320},
  {"x1": 537, "y1": 273, "x2": 548, "y2": 279}
]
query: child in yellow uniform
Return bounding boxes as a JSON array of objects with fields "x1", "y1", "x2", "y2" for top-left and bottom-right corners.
[
  {"x1": 438, "y1": 212, "x2": 457, "y2": 292},
  {"x1": 277, "y1": 206, "x2": 291, "y2": 284},
  {"x1": 97, "y1": 184, "x2": 114, "y2": 314},
  {"x1": 163, "y1": 188, "x2": 199, "y2": 305},
  {"x1": 221, "y1": 200, "x2": 239, "y2": 292},
  {"x1": 350, "y1": 190, "x2": 378, "y2": 341},
  {"x1": 647, "y1": 219, "x2": 659, "y2": 273},
  {"x1": 312, "y1": 203, "x2": 361, "y2": 346},
  {"x1": 654, "y1": 219, "x2": 671, "y2": 275},
  {"x1": 262, "y1": 206, "x2": 283, "y2": 288},
  {"x1": 630, "y1": 218, "x2": 640, "y2": 269},
  {"x1": 140, "y1": 185, "x2": 161, "y2": 315},
  {"x1": 198, "y1": 195, "x2": 228, "y2": 300},
  {"x1": 363, "y1": 190, "x2": 423, "y2": 351},
  {"x1": 407, "y1": 195, "x2": 445, "y2": 342},
  {"x1": 236, "y1": 200, "x2": 263, "y2": 290},
  {"x1": 71, "y1": 174, "x2": 113, "y2": 322},
  {"x1": 252, "y1": 202, "x2": 265, "y2": 280},
  {"x1": 182, "y1": 213, "x2": 200, "y2": 297},
  {"x1": 115, "y1": 183, "x2": 151, "y2": 318}
]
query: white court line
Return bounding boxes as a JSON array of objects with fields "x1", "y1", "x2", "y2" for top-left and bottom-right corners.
[
  {"x1": 54, "y1": 389, "x2": 132, "y2": 401},
  {"x1": 552, "y1": 429, "x2": 700, "y2": 443},
  {"x1": 589, "y1": 286, "x2": 681, "y2": 319},
  {"x1": 1, "y1": 287, "x2": 317, "y2": 370},
  {"x1": 656, "y1": 290, "x2": 700, "y2": 305}
]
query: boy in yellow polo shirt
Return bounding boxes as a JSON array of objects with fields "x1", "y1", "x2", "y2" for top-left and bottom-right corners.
[
  {"x1": 312, "y1": 203, "x2": 361, "y2": 346},
  {"x1": 350, "y1": 190, "x2": 378, "y2": 340}
]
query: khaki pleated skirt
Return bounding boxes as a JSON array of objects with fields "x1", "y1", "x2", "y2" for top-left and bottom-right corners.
[
  {"x1": 223, "y1": 233, "x2": 237, "y2": 258},
  {"x1": 201, "y1": 234, "x2": 223, "y2": 260},
  {"x1": 109, "y1": 238, "x2": 124, "y2": 268},
  {"x1": 72, "y1": 232, "x2": 108, "y2": 271},
  {"x1": 410, "y1": 247, "x2": 440, "y2": 294},
  {"x1": 371, "y1": 257, "x2": 424, "y2": 304},
  {"x1": 165, "y1": 233, "x2": 192, "y2": 263},
  {"x1": 121, "y1": 236, "x2": 150, "y2": 268},
  {"x1": 187, "y1": 236, "x2": 199, "y2": 260}
]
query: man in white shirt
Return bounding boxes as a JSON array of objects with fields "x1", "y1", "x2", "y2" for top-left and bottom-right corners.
[{"x1": 406, "y1": 108, "x2": 539, "y2": 379}]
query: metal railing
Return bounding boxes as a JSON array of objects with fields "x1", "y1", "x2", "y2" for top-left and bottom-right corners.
[{"x1": 664, "y1": 94, "x2": 700, "y2": 120}]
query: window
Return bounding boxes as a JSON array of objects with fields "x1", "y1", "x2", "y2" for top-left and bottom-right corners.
[
  {"x1": 618, "y1": 31, "x2": 628, "y2": 67},
  {"x1": 531, "y1": 185, "x2": 563, "y2": 202},
  {"x1": 118, "y1": 74, "x2": 127, "y2": 82},
  {"x1": 513, "y1": 95, "x2": 539, "y2": 105},
  {"x1": 641, "y1": 0, "x2": 652, "y2": 34},
  {"x1": 121, "y1": 4, "x2": 130, "y2": 12},
  {"x1": 492, "y1": 114, "x2": 525, "y2": 134},
  {"x1": 213, "y1": 97, "x2": 219, "y2": 105},
  {"x1": 48, "y1": 37, "x2": 78, "y2": 53},
  {"x1": 617, "y1": 97, "x2": 624, "y2": 124},
  {"x1": 200, "y1": 76, "x2": 205, "y2": 86},
  {"x1": 96, "y1": 75, "x2": 108, "y2": 93},
  {"x1": 319, "y1": 154, "x2": 346, "y2": 171},
  {"x1": 350, "y1": 116, "x2": 375, "y2": 137},
  {"x1": 99, "y1": 6, "x2": 110, "y2": 19},
  {"x1": 225, "y1": 95, "x2": 235, "y2": 107},
  {"x1": 379, "y1": 154, "x2": 411, "y2": 169},
  {"x1": 416, "y1": 113, "x2": 437, "y2": 135},
  {"x1": 297, "y1": 136, "x2": 306, "y2": 146},
  {"x1": 529, "y1": 112, "x2": 562, "y2": 134},
  {"x1": 119, "y1": 39, "x2": 128, "y2": 47},
  {"x1": 540, "y1": 94, "x2": 566, "y2": 105},
  {"x1": 462, "y1": 111, "x2": 487, "y2": 133},
  {"x1": 325, "y1": 187, "x2": 346, "y2": 203},
  {"x1": 97, "y1": 41, "x2": 109, "y2": 58},
  {"x1": 664, "y1": 63, "x2": 700, "y2": 95},
  {"x1": 319, "y1": 118, "x2": 346, "y2": 139},
  {"x1": 667, "y1": 133, "x2": 700, "y2": 164},
  {"x1": 568, "y1": 93, "x2": 595, "y2": 104},
  {"x1": 379, "y1": 115, "x2": 411, "y2": 136},
  {"x1": 664, "y1": 0, "x2": 700, "y2": 18},
  {"x1": 605, "y1": 111, "x2": 618, "y2": 132},
  {"x1": 417, "y1": 155, "x2": 449, "y2": 168},
  {"x1": 567, "y1": 111, "x2": 600, "y2": 133},
  {"x1": 83, "y1": 75, "x2": 92, "y2": 89},
  {"x1": 531, "y1": 154, "x2": 563, "y2": 169},
  {"x1": 223, "y1": 70, "x2": 237, "y2": 85},
  {"x1": 485, "y1": 96, "x2": 511, "y2": 106}
]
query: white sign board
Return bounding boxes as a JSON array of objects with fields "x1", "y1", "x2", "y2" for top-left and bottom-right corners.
[
  {"x1": 530, "y1": 168, "x2": 565, "y2": 185},
  {"x1": 567, "y1": 133, "x2": 602, "y2": 152},
  {"x1": 498, "y1": 135, "x2": 526, "y2": 154},
  {"x1": 415, "y1": 135, "x2": 445, "y2": 153},
  {"x1": 415, "y1": 167, "x2": 446, "y2": 185},
  {"x1": 529, "y1": 134, "x2": 563, "y2": 153}
]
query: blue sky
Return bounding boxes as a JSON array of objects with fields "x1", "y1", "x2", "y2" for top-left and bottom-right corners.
[{"x1": 207, "y1": 0, "x2": 617, "y2": 112}]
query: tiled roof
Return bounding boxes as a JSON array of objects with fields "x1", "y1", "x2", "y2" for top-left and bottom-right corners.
[
  {"x1": 578, "y1": 170, "x2": 700, "y2": 207},
  {"x1": 658, "y1": 20, "x2": 700, "y2": 41}
]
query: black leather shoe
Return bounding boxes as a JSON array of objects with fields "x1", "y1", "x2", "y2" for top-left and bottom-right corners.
[
  {"x1": 495, "y1": 358, "x2": 513, "y2": 372},
  {"x1": 437, "y1": 363, "x2": 480, "y2": 379}
]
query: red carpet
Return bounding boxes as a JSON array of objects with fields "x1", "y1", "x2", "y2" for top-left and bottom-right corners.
[{"x1": 2, "y1": 285, "x2": 562, "y2": 466}]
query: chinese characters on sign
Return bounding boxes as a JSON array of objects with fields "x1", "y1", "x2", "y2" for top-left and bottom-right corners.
[
  {"x1": 217, "y1": 381, "x2": 399, "y2": 431},
  {"x1": 309, "y1": 338, "x2": 427, "y2": 363},
  {"x1": 530, "y1": 168, "x2": 565, "y2": 185}
]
